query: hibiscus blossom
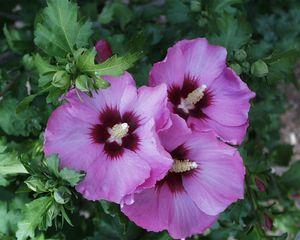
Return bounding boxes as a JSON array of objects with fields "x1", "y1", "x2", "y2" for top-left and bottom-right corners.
[
  {"x1": 44, "y1": 72, "x2": 172, "y2": 203},
  {"x1": 122, "y1": 115, "x2": 245, "y2": 239},
  {"x1": 149, "y1": 38, "x2": 255, "y2": 145}
]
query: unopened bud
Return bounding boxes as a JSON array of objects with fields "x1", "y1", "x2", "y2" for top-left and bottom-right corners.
[
  {"x1": 263, "y1": 213, "x2": 273, "y2": 231},
  {"x1": 75, "y1": 75, "x2": 91, "y2": 92},
  {"x1": 234, "y1": 49, "x2": 247, "y2": 62},
  {"x1": 251, "y1": 60, "x2": 268, "y2": 78},
  {"x1": 94, "y1": 77, "x2": 110, "y2": 89},
  {"x1": 95, "y1": 39, "x2": 113, "y2": 62},
  {"x1": 255, "y1": 177, "x2": 266, "y2": 192},
  {"x1": 54, "y1": 186, "x2": 71, "y2": 204},
  {"x1": 52, "y1": 71, "x2": 70, "y2": 89}
]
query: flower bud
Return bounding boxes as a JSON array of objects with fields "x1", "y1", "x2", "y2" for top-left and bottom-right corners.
[
  {"x1": 230, "y1": 63, "x2": 242, "y2": 75},
  {"x1": 263, "y1": 213, "x2": 273, "y2": 231},
  {"x1": 190, "y1": 0, "x2": 202, "y2": 12},
  {"x1": 94, "y1": 77, "x2": 110, "y2": 89},
  {"x1": 251, "y1": 60, "x2": 268, "y2": 78},
  {"x1": 54, "y1": 186, "x2": 71, "y2": 204},
  {"x1": 22, "y1": 54, "x2": 34, "y2": 70},
  {"x1": 52, "y1": 71, "x2": 70, "y2": 89},
  {"x1": 65, "y1": 63, "x2": 76, "y2": 75},
  {"x1": 234, "y1": 49, "x2": 247, "y2": 62},
  {"x1": 95, "y1": 39, "x2": 113, "y2": 63},
  {"x1": 242, "y1": 61, "x2": 250, "y2": 72},
  {"x1": 75, "y1": 75, "x2": 91, "y2": 92},
  {"x1": 255, "y1": 177, "x2": 266, "y2": 192}
]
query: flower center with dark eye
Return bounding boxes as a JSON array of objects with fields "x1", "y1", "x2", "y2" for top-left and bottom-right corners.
[
  {"x1": 156, "y1": 145, "x2": 197, "y2": 193},
  {"x1": 90, "y1": 107, "x2": 140, "y2": 159},
  {"x1": 168, "y1": 75, "x2": 213, "y2": 120}
]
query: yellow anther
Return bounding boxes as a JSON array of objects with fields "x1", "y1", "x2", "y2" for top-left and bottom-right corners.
[{"x1": 178, "y1": 85, "x2": 207, "y2": 113}]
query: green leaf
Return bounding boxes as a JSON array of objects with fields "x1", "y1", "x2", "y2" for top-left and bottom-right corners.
[
  {"x1": 34, "y1": 0, "x2": 92, "y2": 57},
  {"x1": 0, "y1": 143, "x2": 28, "y2": 186},
  {"x1": 34, "y1": 54, "x2": 60, "y2": 76},
  {"x1": 45, "y1": 155, "x2": 60, "y2": 177},
  {"x1": 59, "y1": 168, "x2": 84, "y2": 187},
  {"x1": 166, "y1": 0, "x2": 189, "y2": 24},
  {"x1": 16, "y1": 196, "x2": 53, "y2": 240},
  {"x1": 281, "y1": 162, "x2": 300, "y2": 190},
  {"x1": 210, "y1": 14, "x2": 252, "y2": 51},
  {"x1": 76, "y1": 48, "x2": 142, "y2": 76}
]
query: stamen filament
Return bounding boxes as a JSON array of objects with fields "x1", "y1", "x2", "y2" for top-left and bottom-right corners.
[{"x1": 178, "y1": 85, "x2": 207, "y2": 113}]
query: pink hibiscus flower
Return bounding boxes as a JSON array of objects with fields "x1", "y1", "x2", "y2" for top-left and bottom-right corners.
[
  {"x1": 122, "y1": 115, "x2": 245, "y2": 239},
  {"x1": 149, "y1": 38, "x2": 255, "y2": 145},
  {"x1": 44, "y1": 72, "x2": 172, "y2": 203}
]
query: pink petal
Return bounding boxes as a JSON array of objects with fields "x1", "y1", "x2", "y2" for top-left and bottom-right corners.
[
  {"x1": 174, "y1": 38, "x2": 227, "y2": 85},
  {"x1": 77, "y1": 149, "x2": 151, "y2": 203},
  {"x1": 159, "y1": 113, "x2": 192, "y2": 152},
  {"x1": 130, "y1": 84, "x2": 169, "y2": 129},
  {"x1": 168, "y1": 189, "x2": 217, "y2": 239},
  {"x1": 188, "y1": 117, "x2": 250, "y2": 145},
  {"x1": 44, "y1": 104, "x2": 100, "y2": 171},
  {"x1": 203, "y1": 68, "x2": 255, "y2": 126},
  {"x1": 135, "y1": 119, "x2": 173, "y2": 190},
  {"x1": 182, "y1": 131, "x2": 245, "y2": 215},
  {"x1": 122, "y1": 185, "x2": 217, "y2": 239},
  {"x1": 149, "y1": 46, "x2": 185, "y2": 87}
]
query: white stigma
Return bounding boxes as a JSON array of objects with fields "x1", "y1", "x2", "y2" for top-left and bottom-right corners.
[
  {"x1": 170, "y1": 159, "x2": 198, "y2": 173},
  {"x1": 107, "y1": 123, "x2": 129, "y2": 145},
  {"x1": 178, "y1": 84, "x2": 207, "y2": 113}
]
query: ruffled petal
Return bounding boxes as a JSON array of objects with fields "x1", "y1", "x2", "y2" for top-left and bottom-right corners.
[
  {"x1": 188, "y1": 117, "x2": 250, "y2": 145},
  {"x1": 77, "y1": 149, "x2": 151, "y2": 203},
  {"x1": 159, "y1": 113, "x2": 192, "y2": 152},
  {"x1": 130, "y1": 84, "x2": 170, "y2": 129},
  {"x1": 135, "y1": 119, "x2": 173, "y2": 190},
  {"x1": 122, "y1": 185, "x2": 171, "y2": 232},
  {"x1": 203, "y1": 68, "x2": 255, "y2": 126},
  {"x1": 149, "y1": 46, "x2": 185, "y2": 87},
  {"x1": 44, "y1": 104, "x2": 100, "y2": 171},
  {"x1": 182, "y1": 131, "x2": 245, "y2": 215},
  {"x1": 174, "y1": 38, "x2": 227, "y2": 85},
  {"x1": 168, "y1": 189, "x2": 217, "y2": 239}
]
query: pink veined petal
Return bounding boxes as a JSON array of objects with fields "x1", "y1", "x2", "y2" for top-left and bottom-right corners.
[
  {"x1": 77, "y1": 149, "x2": 151, "y2": 203},
  {"x1": 122, "y1": 185, "x2": 171, "y2": 232},
  {"x1": 149, "y1": 46, "x2": 185, "y2": 87},
  {"x1": 174, "y1": 38, "x2": 227, "y2": 86},
  {"x1": 44, "y1": 104, "x2": 100, "y2": 172},
  {"x1": 122, "y1": 182, "x2": 217, "y2": 239},
  {"x1": 135, "y1": 119, "x2": 173, "y2": 190},
  {"x1": 159, "y1": 113, "x2": 192, "y2": 152},
  {"x1": 182, "y1": 131, "x2": 245, "y2": 215},
  {"x1": 168, "y1": 189, "x2": 218, "y2": 239},
  {"x1": 129, "y1": 84, "x2": 169, "y2": 128},
  {"x1": 188, "y1": 117, "x2": 250, "y2": 145},
  {"x1": 203, "y1": 67, "x2": 255, "y2": 126}
]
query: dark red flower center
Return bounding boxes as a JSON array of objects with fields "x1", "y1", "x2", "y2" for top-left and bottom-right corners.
[
  {"x1": 156, "y1": 145, "x2": 197, "y2": 193},
  {"x1": 168, "y1": 75, "x2": 213, "y2": 120},
  {"x1": 90, "y1": 107, "x2": 140, "y2": 159}
]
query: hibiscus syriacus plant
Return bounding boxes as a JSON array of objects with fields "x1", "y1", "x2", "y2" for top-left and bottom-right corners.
[
  {"x1": 44, "y1": 38, "x2": 254, "y2": 238},
  {"x1": 1, "y1": 1, "x2": 300, "y2": 240}
]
